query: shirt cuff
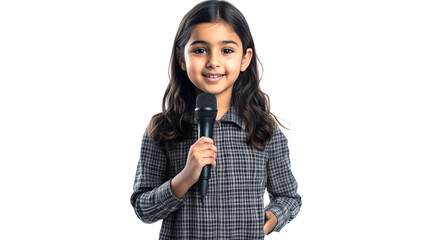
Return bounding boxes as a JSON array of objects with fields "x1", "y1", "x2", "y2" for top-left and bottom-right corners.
[
  {"x1": 265, "y1": 204, "x2": 289, "y2": 234},
  {"x1": 155, "y1": 179, "x2": 184, "y2": 210}
]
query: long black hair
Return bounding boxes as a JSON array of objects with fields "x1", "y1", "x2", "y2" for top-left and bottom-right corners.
[{"x1": 148, "y1": 0, "x2": 282, "y2": 151}]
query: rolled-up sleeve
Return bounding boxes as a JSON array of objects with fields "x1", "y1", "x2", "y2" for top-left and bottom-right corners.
[
  {"x1": 130, "y1": 131, "x2": 184, "y2": 224},
  {"x1": 264, "y1": 126, "x2": 302, "y2": 234}
]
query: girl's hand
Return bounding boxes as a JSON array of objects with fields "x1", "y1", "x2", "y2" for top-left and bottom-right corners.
[
  {"x1": 263, "y1": 211, "x2": 278, "y2": 235},
  {"x1": 181, "y1": 137, "x2": 217, "y2": 184}
]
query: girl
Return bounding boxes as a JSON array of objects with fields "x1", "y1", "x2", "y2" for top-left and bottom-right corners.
[{"x1": 131, "y1": 0, "x2": 301, "y2": 239}]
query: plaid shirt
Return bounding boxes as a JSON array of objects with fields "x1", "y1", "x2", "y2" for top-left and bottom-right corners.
[{"x1": 131, "y1": 107, "x2": 301, "y2": 239}]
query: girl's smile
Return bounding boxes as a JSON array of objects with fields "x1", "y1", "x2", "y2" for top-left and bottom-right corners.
[
  {"x1": 181, "y1": 22, "x2": 253, "y2": 108},
  {"x1": 203, "y1": 73, "x2": 225, "y2": 83}
]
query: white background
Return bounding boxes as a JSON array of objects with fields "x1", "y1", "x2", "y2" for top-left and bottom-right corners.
[{"x1": 1, "y1": 0, "x2": 428, "y2": 239}]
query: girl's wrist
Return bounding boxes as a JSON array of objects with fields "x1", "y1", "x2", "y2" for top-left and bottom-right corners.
[
  {"x1": 171, "y1": 170, "x2": 195, "y2": 199},
  {"x1": 179, "y1": 170, "x2": 198, "y2": 186}
]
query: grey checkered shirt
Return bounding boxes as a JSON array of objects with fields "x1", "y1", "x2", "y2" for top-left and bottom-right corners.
[{"x1": 131, "y1": 107, "x2": 301, "y2": 239}]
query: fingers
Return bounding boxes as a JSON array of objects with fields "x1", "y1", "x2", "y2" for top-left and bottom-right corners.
[
  {"x1": 263, "y1": 211, "x2": 277, "y2": 235},
  {"x1": 192, "y1": 137, "x2": 217, "y2": 154},
  {"x1": 189, "y1": 137, "x2": 217, "y2": 168},
  {"x1": 198, "y1": 136, "x2": 214, "y2": 144},
  {"x1": 197, "y1": 137, "x2": 216, "y2": 149},
  {"x1": 263, "y1": 221, "x2": 269, "y2": 235},
  {"x1": 194, "y1": 149, "x2": 216, "y2": 162},
  {"x1": 263, "y1": 217, "x2": 273, "y2": 235}
]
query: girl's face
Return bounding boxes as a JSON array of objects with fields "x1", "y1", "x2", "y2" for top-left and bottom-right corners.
[{"x1": 181, "y1": 22, "x2": 253, "y2": 105}]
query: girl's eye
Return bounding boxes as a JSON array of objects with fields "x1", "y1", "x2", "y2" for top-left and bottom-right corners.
[
  {"x1": 222, "y1": 49, "x2": 234, "y2": 54},
  {"x1": 193, "y1": 49, "x2": 207, "y2": 54}
]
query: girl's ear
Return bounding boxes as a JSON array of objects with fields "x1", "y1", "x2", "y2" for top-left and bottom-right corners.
[
  {"x1": 241, "y1": 48, "x2": 253, "y2": 72},
  {"x1": 176, "y1": 47, "x2": 186, "y2": 71}
]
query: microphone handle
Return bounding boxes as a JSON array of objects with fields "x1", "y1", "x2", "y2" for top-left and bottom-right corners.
[
  {"x1": 198, "y1": 120, "x2": 214, "y2": 138},
  {"x1": 197, "y1": 119, "x2": 214, "y2": 207},
  {"x1": 198, "y1": 166, "x2": 210, "y2": 206}
]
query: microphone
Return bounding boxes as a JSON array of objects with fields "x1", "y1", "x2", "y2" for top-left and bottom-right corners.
[{"x1": 195, "y1": 93, "x2": 217, "y2": 207}]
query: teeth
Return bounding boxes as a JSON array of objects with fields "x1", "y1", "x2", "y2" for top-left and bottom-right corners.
[{"x1": 205, "y1": 75, "x2": 223, "y2": 78}]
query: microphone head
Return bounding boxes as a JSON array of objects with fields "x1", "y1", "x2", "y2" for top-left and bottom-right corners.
[{"x1": 195, "y1": 92, "x2": 217, "y2": 111}]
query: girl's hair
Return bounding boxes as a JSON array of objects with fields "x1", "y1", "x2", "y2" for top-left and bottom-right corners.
[{"x1": 148, "y1": 0, "x2": 282, "y2": 151}]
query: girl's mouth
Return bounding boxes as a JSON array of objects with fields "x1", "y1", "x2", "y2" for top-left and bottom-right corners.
[{"x1": 203, "y1": 74, "x2": 225, "y2": 83}]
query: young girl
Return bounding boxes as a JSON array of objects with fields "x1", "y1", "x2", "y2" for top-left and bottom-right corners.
[{"x1": 131, "y1": 0, "x2": 301, "y2": 239}]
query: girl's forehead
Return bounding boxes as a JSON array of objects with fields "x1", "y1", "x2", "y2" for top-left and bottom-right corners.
[{"x1": 187, "y1": 22, "x2": 242, "y2": 46}]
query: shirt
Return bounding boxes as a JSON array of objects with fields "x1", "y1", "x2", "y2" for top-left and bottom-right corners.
[{"x1": 131, "y1": 107, "x2": 301, "y2": 239}]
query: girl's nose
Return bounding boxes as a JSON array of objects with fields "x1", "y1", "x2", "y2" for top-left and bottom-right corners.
[{"x1": 206, "y1": 53, "x2": 221, "y2": 68}]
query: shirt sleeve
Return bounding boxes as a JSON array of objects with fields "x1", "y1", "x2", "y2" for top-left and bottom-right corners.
[
  {"x1": 130, "y1": 130, "x2": 185, "y2": 224},
  {"x1": 264, "y1": 125, "x2": 302, "y2": 234}
]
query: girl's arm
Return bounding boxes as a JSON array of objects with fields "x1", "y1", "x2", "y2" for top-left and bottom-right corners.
[
  {"x1": 170, "y1": 170, "x2": 195, "y2": 199},
  {"x1": 130, "y1": 132, "x2": 217, "y2": 224},
  {"x1": 264, "y1": 125, "x2": 302, "y2": 234},
  {"x1": 130, "y1": 131, "x2": 185, "y2": 224}
]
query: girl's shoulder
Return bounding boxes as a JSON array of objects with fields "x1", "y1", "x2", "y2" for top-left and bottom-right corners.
[{"x1": 267, "y1": 123, "x2": 289, "y2": 149}]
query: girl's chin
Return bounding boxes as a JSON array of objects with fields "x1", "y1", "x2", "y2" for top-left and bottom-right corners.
[
  {"x1": 193, "y1": 84, "x2": 234, "y2": 98},
  {"x1": 195, "y1": 88, "x2": 219, "y2": 96}
]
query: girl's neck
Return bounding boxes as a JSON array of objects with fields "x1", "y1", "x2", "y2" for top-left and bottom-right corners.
[{"x1": 215, "y1": 92, "x2": 231, "y2": 120}]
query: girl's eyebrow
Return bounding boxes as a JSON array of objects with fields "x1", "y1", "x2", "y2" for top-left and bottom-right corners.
[{"x1": 189, "y1": 40, "x2": 239, "y2": 46}]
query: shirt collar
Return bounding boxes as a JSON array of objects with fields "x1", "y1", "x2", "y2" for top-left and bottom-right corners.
[{"x1": 193, "y1": 106, "x2": 246, "y2": 130}]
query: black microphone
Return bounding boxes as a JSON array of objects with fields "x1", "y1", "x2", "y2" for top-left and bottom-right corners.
[{"x1": 195, "y1": 93, "x2": 217, "y2": 207}]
